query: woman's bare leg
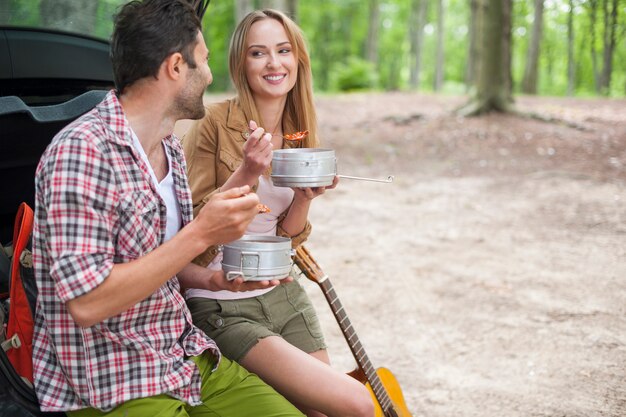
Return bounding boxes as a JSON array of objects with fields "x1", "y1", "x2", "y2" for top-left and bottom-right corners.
[{"x1": 240, "y1": 336, "x2": 374, "y2": 417}]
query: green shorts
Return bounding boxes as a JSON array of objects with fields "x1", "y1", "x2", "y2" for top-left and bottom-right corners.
[
  {"x1": 67, "y1": 354, "x2": 303, "y2": 417},
  {"x1": 187, "y1": 279, "x2": 327, "y2": 362}
]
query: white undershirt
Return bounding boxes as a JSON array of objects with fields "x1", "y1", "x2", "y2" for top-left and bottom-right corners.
[
  {"x1": 130, "y1": 130, "x2": 182, "y2": 242},
  {"x1": 185, "y1": 175, "x2": 294, "y2": 300}
]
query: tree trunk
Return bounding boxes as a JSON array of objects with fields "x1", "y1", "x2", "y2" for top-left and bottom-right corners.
[
  {"x1": 317, "y1": 0, "x2": 332, "y2": 91},
  {"x1": 521, "y1": 0, "x2": 544, "y2": 94},
  {"x1": 434, "y1": 0, "x2": 445, "y2": 91},
  {"x1": 465, "y1": 0, "x2": 479, "y2": 90},
  {"x1": 409, "y1": 0, "x2": 428, "y2": 90},
  {"x1": 366, "y1": 0, "x2": 380, "y2": 64},
  {"x1": 457, "y1": 0, "x2": 510, "y2": 116},
  {"x1": 285, "y1": 0, "x2": 298, "y2": 21},
  {"x1": 339, "y1": 6, "x2": 354, "y2": 66},
  {"x1": 501, "y1": 0, "x2": 513, "y2": 102},
  {"x1": 588, "y1": 0, "x2": 601, "y2": 93},
  {"x1": 599, "y1": 0, "x2": 618, "y2": 94},
  {"x1": 235, "y1": 0, "x2": 254, "y2": 24},
  {"x1": 567, "y1": 0, "x2": 575, "y2": 96},
  {"x1": 39, "y1": 0, "x2": 97, "y2": 35},
  {"x1": 260, "y1": 0, "x2": 288, "y2": 12}
]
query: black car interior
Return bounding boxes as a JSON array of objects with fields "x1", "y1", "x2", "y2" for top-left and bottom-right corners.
[{"x1": 0, "y1": 27, "x2": 114, "y2": 243}]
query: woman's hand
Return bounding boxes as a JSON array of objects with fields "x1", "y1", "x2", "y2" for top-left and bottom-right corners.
[
  {"x1": 208, "y1": 269, "x2": 293, "y2": 292},
  {"x1": 241, "y1": 120, "x2": 273, "y2": 177},
  {"x1": 293, "y1": 175, "x2": 339, "y2": 201}
]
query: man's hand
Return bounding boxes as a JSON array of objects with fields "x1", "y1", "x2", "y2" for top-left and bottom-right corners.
[{"x1": 193, "y1": 185, "x2": 259, "y2": 247}]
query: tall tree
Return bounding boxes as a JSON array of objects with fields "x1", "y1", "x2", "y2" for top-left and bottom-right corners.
[
  {"x1": 599, "y1": 0, "x2": 619, "y2": 94},
  {"x1": 366, "y1": 0, "x2": 380, "y2": 64},
  {"x1": 408, "y1": 0, "x2": 428, "y2": 89},
  {"x1": 260, "y1": 0, "x2": 288, "y2": 12},
  {"x1": 316, "y1": 0, "x2": 333, "y2": 90},
  {"x1": 465, "y1": 0, "x2": 479, "y2": 90},
  {"x1": 458, "y1": 0, "x2": 511, "y2": 115},
  {"x1": 587, "y1": 0, "x2": 601, "y2": 92},
  {"x1": 521, "y1": 0, "x2": 544, "y2": 94},
  {"x1": 502, "y1": 0, "x2": 513, "y2": 101},
  {"x1": 235, "y1": 0, "x2": 253, "y2": 25},
  {"x1": 434, "y1": 0, "x2": 445, "y2": 91},
  {"x1": 285, "y1": 0, "x2": 298, "y2": 21},
  {"x1": 567, "y1": 0, "x2": 576, "y2": 96}
]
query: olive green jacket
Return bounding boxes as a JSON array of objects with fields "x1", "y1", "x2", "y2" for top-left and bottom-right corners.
[{"x1": 182, "y1": 98, "x2": 311, "y2": 267}]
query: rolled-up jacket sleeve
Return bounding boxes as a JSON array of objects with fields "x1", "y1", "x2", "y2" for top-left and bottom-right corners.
[{"x1": 276, "y1": 211, "x2": 312, "y2": 248}]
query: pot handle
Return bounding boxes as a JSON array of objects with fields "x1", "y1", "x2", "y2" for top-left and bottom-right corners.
[
  {"x1": 226, "y1": 270, "x2": 245, "y2": 281},
  {"x1": 225, "y1": 251, "x2": 261, "y2": 281},
  {"x1": 337, "y1": 174, "x2": 394, "y2": 183}
]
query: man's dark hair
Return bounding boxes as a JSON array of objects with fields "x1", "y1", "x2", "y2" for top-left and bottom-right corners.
[{"x1": 111, "y1": 0, "x2": 202, "y2": 93}]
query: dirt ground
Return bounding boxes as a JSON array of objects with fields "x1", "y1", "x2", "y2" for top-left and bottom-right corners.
[
  {"x1": 179, "y1": 92, "x2": 626, "y2": 417},
  {"x1": 299, "y1": 93, "x2": 625, "y2": 417}
]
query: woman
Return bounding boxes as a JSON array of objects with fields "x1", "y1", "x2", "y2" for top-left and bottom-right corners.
[{"x1": 181, "y1": 9, "x2": 374, "y2": 417}]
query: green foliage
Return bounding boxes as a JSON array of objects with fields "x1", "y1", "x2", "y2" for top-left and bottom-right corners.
[
  {"x1": 93, "y1": 0, "x2": 124, "y2": 40},
  {"x1": 203, "y1": 1, "x2": 235, "y2": 91},
  {"x1": 3, "y1": 0, "x2": 625, "y2": 97},
  {"x1": 332, "y1": 57, "x2": 378, "y2": 91},
  {"x1": 1, "y1": 0, "x2": 41, "y2": 27}
]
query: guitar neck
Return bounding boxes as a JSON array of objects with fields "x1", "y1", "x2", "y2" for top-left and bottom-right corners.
[
  {"x1": 317, "y1": 279, "x2": 378, "y2": 380},
  {"x1": 294, "y1": 247, "x2": 395, "y2": 414}
]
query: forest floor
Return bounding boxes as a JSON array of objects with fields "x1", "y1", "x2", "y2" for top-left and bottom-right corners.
[
  {"x1": 301, "y1": 92, "x2": 625, "y2": 417},
  {"x1": 178, "y1": 92, "x2": 626, "y2": 417}
]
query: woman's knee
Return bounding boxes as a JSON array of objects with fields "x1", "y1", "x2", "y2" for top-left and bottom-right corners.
[
  {"x1": 356, "y1": 385, "x2": 376, "y2": 417},
  {"x1": 337, "y1": 379, "x2": 375, "y2": 417}
]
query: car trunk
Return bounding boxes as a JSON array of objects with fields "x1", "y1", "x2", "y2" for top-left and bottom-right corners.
[{"x1": 0, "y1": 27, "x2": 114, "y2": 242}]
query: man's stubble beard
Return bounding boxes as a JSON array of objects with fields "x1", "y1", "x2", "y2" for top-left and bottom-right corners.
[
  {"x1": 174, "y1": 89, "x2": 206, "y2": 120},
  {"x1": 175, "y1": 69, "x2": 207, "y2": 120}
]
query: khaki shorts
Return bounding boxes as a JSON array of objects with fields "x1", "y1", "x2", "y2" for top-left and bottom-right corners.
[{"x1": 187, "y1": 279, "x2": 327, "y2": 362}]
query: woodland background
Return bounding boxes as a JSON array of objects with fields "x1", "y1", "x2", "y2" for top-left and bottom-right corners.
[{"x1": 2, "y1": 0, "x2": 625, "y2": 100}]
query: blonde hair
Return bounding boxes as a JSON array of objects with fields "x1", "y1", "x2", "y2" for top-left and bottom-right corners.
[{"x1": 229, "y1": 9, "x2": 318, "y2": 148}]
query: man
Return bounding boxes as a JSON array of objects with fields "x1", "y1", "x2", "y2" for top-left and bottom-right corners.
[{"x1": 31, "y1": 1, "x2": 301, "y2": 415}]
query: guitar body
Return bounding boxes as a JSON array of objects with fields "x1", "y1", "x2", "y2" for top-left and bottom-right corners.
[
  {"x1": 349, "y1": 367, "x2": 412, "y2": 417},
  {"x1": 367, "y1": 368, "x2": 412, "y2": 417}
]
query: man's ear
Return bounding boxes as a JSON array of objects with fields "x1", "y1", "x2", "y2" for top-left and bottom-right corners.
[{"x1": 163, "y1": 52, "x2": 185, "y2": 80}]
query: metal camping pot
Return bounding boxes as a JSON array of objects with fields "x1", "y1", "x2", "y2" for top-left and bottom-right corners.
[
  {"x1": 221, "y1": 235, "x2": 294, "y2": 281},
  {"x1": 271, "y1": 148, "x2": 395, "y2": 187},
  {"x1": 271, "y1": 148, "x2": 336, "y2": 188}
]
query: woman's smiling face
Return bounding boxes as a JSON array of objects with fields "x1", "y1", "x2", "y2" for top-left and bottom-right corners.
[{"x1": 245, "y1": 18, "x2": 297, "y2": 102}]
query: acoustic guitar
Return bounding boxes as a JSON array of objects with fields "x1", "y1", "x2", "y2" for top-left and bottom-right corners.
[{"x1": 294, "y1": 246, "x2": 413, "y2": 417}]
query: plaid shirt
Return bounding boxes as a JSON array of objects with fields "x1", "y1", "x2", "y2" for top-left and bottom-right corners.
[{"x1": 32, "y1": 91, "x2": 219, "y2": 412}]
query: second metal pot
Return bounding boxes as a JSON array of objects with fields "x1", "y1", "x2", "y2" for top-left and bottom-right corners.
[{"x1": 221, "y1": 235, "x2": 294, "y2": 281}]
